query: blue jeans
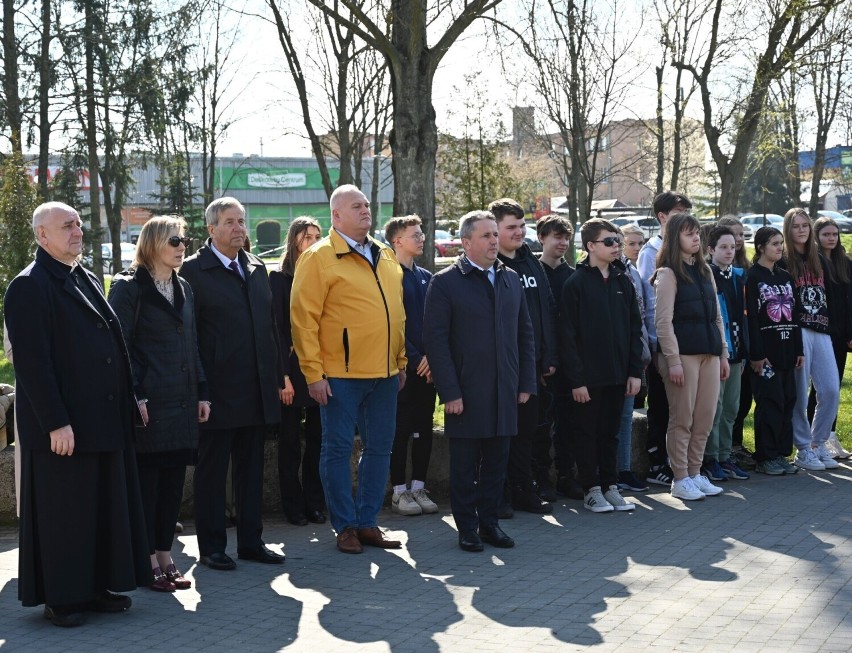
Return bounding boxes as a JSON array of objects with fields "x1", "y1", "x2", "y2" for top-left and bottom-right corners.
[
  {"x1": 616, "y1": 394, "x2": 634, "y2": 472},
  {"x1": 320, "y1": 376, "x2": 399, "y2": 533}
]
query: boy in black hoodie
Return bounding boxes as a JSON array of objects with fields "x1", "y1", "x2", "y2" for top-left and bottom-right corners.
[
  {"x1": 491, "y1": 198, "x2": 559, "y2": 514},
  {"x1": 560, "y1": 218, "x2": 643, "y2": 513}
]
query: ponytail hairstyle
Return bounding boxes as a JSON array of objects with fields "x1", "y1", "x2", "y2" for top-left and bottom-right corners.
[{"x1": 751, "y1": 226, "x2": 783, "y2": 265}]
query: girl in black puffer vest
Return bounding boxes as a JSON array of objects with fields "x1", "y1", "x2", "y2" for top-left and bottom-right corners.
[{"x1": 653, "y1": 214, "x2": 729, "y2": 502}]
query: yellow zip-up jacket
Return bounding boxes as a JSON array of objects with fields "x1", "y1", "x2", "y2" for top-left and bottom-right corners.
[{"x1": 291, "y1": 229, "x2": 407, "y2": 384}]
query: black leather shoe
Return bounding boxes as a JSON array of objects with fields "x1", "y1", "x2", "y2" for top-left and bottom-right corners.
[
  {"x1": 44, "y1": 605, "x2": 85, "y2": 627},
  {"x1": 537, "y1": 479, "x2": 559, "y2": 503},
  {"x1": 305, "y1": 509, "x2": 327, "y2": 524},
  {"x1": 458, "y1": 530, "x2": 484, "y2": 552},
  {"x1": 238, "y1": 544, "x2": 285, "y2": 564},
  {"x1": 479, "y1": 525, "x2": 515, "y2": 548},
  {"x1": 286, "y1": 513, "x2": 309, "y2": 526},
  {"x1": 199, "y1": 552, "x2": 237, "y2": 570}
]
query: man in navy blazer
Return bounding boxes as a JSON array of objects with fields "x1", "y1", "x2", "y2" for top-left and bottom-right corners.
[
  {"x1": 180, "y1": 197, "x2": 284, "y2": 570},
  {"x1": 423, "y1": 210, "x2": 536, "y2": 552},
  {"x1": 5, "y1": 202, "x2": 149, "y2": 627}
]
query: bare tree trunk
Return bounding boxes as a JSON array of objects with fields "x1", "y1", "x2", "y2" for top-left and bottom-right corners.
[
  {"x1": 2, "y1": 0, "x2": 23, "y2": 155},
  {"x1": 37, "y1": 0, "x2": 52, "y2": 199},
  {"x1": 84, "y1": 0, "x2": 104, "y2": 281},
  {"x1": 655, "y1": 65, "x2": 664, "y2": 195}
]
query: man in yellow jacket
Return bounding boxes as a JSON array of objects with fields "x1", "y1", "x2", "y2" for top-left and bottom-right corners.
[{"x1": 291, "y1": 184, "x2": 407, "y2": 554}]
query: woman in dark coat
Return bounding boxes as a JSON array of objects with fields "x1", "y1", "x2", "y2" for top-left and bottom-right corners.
[
  {"x1": 108, "y1": 216, "x2": 209, "y2": 592},
  {"x1": 269, "y1": 217, "x2": 326, "y2": 525}
]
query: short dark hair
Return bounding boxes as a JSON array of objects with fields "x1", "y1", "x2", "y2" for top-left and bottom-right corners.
[
  {"x1": 536, "y1": 214, "x2": 573, "y2": 240},
  {"x1": 707, "y1": 225, "x2": 734, "y2": 250},
  {"x1": 487, "y1": 198, "x2": 525, "y2": 222},
  {"x1": 384, "y1": 214, "x2": 421, "y2": 245},
  {"x1": 653, "y1": 190, "x2": 692, "y2": 218},
  {"x1": 580, "y1": 218, "x2": 619, "y2": 252}
]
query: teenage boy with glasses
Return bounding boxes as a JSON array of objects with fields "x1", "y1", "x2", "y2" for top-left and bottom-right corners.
[{"x1": 559, "y1": 219, "x2": 643, "y2": 513}]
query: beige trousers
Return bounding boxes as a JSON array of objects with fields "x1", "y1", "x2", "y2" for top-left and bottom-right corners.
[{"x1": 657, "y1": 353, "x2": 721, "y2": 480}]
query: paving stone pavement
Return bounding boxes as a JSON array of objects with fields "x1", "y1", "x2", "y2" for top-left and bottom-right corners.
[{"x1": 0, "y1": 463, "x2": 851, "y2": 652}]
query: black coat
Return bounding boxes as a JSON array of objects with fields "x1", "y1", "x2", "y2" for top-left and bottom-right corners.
[
  {"x1": 4, "y1": 247, "x2": 138, "y2": 452},
  {"x1": 108, "y1": 266, "x2": 207, "y2": 453},
  {"x1": 423, "y1": 256, "x2": 537, "y2": 439},
  {"x1": 180, "y1": 241, "x2": 282, "y2": 429},
  {"x1": 269, "y1": 269, "x2": 315, "y2": 408}
]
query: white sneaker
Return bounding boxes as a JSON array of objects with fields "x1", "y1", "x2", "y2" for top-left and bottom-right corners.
[
  {"x1": 827, "y1": 432, "x2": 852, "y2": 460},
  {"x1": 583, "y1": 486, "x2": 614, "y2": 513},
  {"x1": 812, "y1": 443, "x2": 840, "y2": 469},
  {"x1": 671, "y1": 477, "x2": 704, "y2": 501},
  {"x1": 794, "y1": 447, "x2": 826, "y2": 471},
  {"x1": 691, "y1": 473, "x2": 723, "y2": 496},
  {"x1": 411, "y1": 488, "x2": 439, "y2": 514},
  {"x1": 604, "y1": 485, "x2": 635, "y2": 511},
  {"x1": 392, "y1": 490, "x2": 422, "y2": 516}
]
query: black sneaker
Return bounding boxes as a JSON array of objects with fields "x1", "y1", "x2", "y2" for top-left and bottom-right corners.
[
  {"x1": 646, "y1": 464, "x2": 674, "y2": 486},
  {"x1": 617, "y1": 470, "x2": 649, "y2": 492},
  {"x1": 511, "y1": 486, "x2": 553, "y2": 514},
  {"x1": 732, "y1": 446, "x2": 757, "y2": 470}
]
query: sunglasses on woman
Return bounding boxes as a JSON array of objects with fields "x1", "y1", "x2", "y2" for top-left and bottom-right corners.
[{"x1": 167, "y1": 236, "x2": 191, "y2": 247}]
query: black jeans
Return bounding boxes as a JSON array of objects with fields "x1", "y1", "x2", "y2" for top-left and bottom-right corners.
[
  {"x1": 390, "y1": 371, "x2": 437, "y2": 486},
  {"x1": 645, "y1": 360, "x2": 669, "y2": 466},
  {"x1": 278, "y1": 405, "x2": 324, "y2": 517},
  {"x1": 507, "y1": 395, "x2": 539, "y2": 489},
  {"x1": 571, "y1": 384, "x2": 623, "y2": 492}
]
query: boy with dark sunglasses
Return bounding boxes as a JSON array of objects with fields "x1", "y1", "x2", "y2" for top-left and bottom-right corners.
[{"x1": 559, "y1": 218, "x2": 644, "y2": 513}]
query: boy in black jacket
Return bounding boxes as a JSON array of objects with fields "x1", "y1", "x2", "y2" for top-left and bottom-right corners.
[
  {"x1": 560, "y1": 218, "x2": 643, "y2": 513},
  {"x1": 491, "y1": 198, "x2": 559, "y2": 514}
]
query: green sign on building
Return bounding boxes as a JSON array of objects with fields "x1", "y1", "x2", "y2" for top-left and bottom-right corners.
[{"x1": 214, "y1": 166, "x2": 340, "y2": 191}]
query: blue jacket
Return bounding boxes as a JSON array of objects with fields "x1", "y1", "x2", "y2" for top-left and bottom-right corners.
[{"x1": 402, "y1": 263, "x2": 432, "y2": 371}]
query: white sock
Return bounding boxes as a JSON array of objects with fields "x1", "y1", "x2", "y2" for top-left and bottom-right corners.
[
  {"x1": 411, "y1": 480, "x2": 425, "y2": 492},
  {"x1": 393, "y1": 485, "x2": 407, "y2": 495}
]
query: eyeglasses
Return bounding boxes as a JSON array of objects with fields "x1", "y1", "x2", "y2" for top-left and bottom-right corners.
[
  {"x1": 404, "y1": 232, "x2": 426, "y2": 242},
  {"x1": 167, "y1": 235, "x2": 191, "y2": 248},
  {"x1": 592, "y1": 236, "x2": 622, "y2": 247}
]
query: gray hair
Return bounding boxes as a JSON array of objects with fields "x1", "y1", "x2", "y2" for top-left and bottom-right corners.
[
  {"x1": 32, "y1": 202, "x2": 78, "y2": 237},
  {"x1": 329, "y1": 184, "x2": 364, "y2": 212},
  {"x1": 459, "y1": 210, "x2": 495, "y2": 240},
  {"x1": 205, "y1": 197, "x2": 245, "y2": 226}
]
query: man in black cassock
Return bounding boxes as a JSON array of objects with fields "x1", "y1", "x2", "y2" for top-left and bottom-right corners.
[{"x1": 5, "y1": 202, "x2": 150, "y2": 627}]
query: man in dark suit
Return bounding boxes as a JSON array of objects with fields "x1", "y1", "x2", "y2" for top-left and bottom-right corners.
[
  {"x1": 5, "y1": 202, "x2": 150, "y2": 627},
  {"x1": 423, "y1": 210, "x2": 536, "y2": 552},
  {"x1": 180, "y1": 197, "x2": 284, "y2": 570}
]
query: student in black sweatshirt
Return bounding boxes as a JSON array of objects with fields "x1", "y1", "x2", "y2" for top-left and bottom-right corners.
[
  {"x1": 536, "y1": 214, "x2": 582, "y2": 500},
  {"x1": 490, "y1": 198, "x2": 559, "y2": 514},
  {"x1": 559, "y1": 218, "x2": 643, "y2": 513},
  {"x1": 747, "y1": 226, "x2": 804, "y2": 475}
]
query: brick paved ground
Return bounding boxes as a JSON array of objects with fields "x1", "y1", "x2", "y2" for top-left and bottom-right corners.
[{"x1": 1, "y1": 462, "x2": 851, "y2": 652}]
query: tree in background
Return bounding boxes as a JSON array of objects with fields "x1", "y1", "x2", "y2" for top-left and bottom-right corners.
[{"x1": 0, "y1": 152, "x2": 39, "y2": 321}]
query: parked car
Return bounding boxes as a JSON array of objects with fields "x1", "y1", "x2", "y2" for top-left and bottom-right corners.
[
  {"x1": 524, "y1": 222, "x2": 542, "y2": 252},
  {"x1": 435, "y1": 229, "x2": 462, "y2": 258},
  {"x1": 82, "y1": 241, "x2": 136, "y2": 271},
  {"x1": 817, "y1": 210, "x2": 852, "y2": 233},
  {"x1": 739, "y1": 214, "x2": 784, "y2": 241},
  {"x1": 609, "y1": 217, "x2": 660, "y2": 241}
]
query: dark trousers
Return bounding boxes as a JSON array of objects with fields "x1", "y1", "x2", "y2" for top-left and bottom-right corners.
[
  {"x1": 645, "y1": 360, "x2": 669, "y2": 466},
  {"x1": 752, "y1": 368, "x2": 797, "y2": 461},
  {"x1": 195, "y1": 425, "x2": 266, "y2": 556},
  {"x1": 551, "y1": 373, "x2": 576, "y2": 475},
  {"x1": 449, "y1": 436, "x2": 511, "y2": 532},
  {"x1": 807, "y1": 334, "x2": 848, "y2": 431},
  {"x1": 278, "y1": 405, "x2": 324, "y2": 518},
  {"x1": 532, "y1": 380, "x2": 556, "y2": 483},
  {"x1": 138, "y1": 463, "x2": 186, "y2": 554},
  {"x1": 732, "y1": 366, "x2": 753, "y2": 448},
  {"x1": 390, "y1": 371, "x2": 437, "y2": 486},
  {"x1": 507, "y1": 394, "x2": 539, "y2": 488},
  {"x1": 571, "y1": 384, "x2": 623, "y2": 492}
]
